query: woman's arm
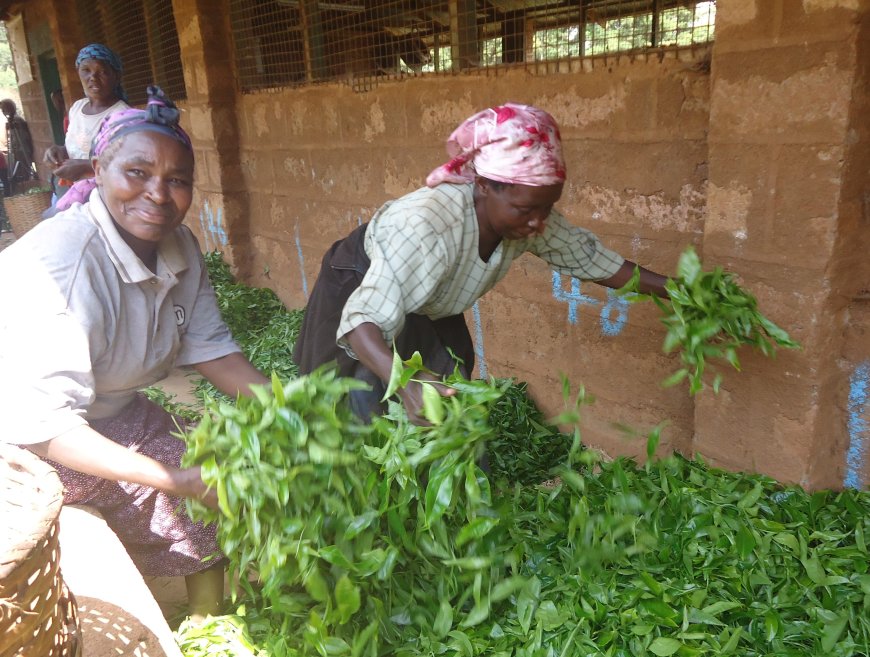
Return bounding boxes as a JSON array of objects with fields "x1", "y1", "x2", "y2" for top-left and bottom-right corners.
[
  {"x1": 26, "y1": 424, "x2": 217, "y2": 508},
  {"x1": 51, "y1": 158, "x2": 94, "y2": 182},
  {"x1": 597, "y1": 259, "x2": 670, "y2": 298},
  {"x1": 193, "y1": 351, "x2": 270, "y2": 399},
  {"x1": 345, "y1": 322, "x2": 455, "y2": 425}
]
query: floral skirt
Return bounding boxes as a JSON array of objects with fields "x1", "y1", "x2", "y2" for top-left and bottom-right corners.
[{"x1": 47, "y1": 394, "x2": 223, "y2": 577}]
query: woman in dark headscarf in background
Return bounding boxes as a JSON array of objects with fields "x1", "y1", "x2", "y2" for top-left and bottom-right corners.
[
  {"x1": 43, "y1": 44, "x2": 129, "y2": 193},
  {"x1": 2, "y1": 87, "x2": 269, "y2": 619}
]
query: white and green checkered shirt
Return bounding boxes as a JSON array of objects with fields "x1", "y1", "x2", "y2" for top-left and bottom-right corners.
[{"x1": 338, "y1": 183, "x2": 624, "y2": 352}]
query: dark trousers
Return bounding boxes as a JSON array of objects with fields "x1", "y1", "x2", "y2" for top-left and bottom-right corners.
[{"x1": 293, "y1": 223, "x2": 474, "y2": 420}]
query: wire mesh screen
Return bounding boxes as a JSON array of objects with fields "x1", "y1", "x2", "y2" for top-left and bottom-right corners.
[
  {"x1": 230, "y1": 0, "x2": 715, "y2": 92},
  {"x1": 73, "y1": 0, "x2": 187, "y2": 105},
  {"x1": 531, "y1": 0, "x2": 716, "y2": 60},
  {"x1": 230, "y1": 0, "x2": 439, "y2": 91},
  {"x1": 229, "y1": 0, "x2": 306, "y2": 90}
]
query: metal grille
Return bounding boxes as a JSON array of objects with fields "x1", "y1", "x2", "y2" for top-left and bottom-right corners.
[
  {"x1": 530, "y1": 0, "x2": 716, "y2": 59},
  {"x1": 73, "y1": 0, "x2": 187, "y2": 105},
  {"x1": 230, "y1": 0, "x2": 715, "y2": 92},
  {"x1": 229, "y1": 0, "x2": 439, "y2": 91},
  {"x1": 229, "y1": 0, "x2": 306, "y2": 90}
]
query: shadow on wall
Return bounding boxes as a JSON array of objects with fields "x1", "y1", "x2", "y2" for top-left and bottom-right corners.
[{"x1": 76, "y1": 596, "x2": 173, "y2": 657}]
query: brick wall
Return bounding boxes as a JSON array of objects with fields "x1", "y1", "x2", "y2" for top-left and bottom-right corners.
[{"x1": 7, "y1": 0, "x2": 868, "y2": 488}]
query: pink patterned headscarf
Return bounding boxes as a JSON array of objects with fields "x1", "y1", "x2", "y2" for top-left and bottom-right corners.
[{"x1": 425, "y1": 103, "x2": 566, "y2": 188}]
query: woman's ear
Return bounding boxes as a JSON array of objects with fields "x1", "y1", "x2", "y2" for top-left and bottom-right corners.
[
  {"x1": 475, "y1": 176, "x2": 489, "y2": 196},
  {"x1": 92, "y1": 157, "x2": 103, "y2": 185}
]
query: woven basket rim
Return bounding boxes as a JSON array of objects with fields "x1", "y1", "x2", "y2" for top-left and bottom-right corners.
[
  {"x1": 0, "y1": 445, "x2": 63, "y2": 570},
  {"x1": 3, "y1": 191, "x2": 53, "y2": 238},
  {"x1": 6, "y1": 187, "x2": 53, "y2": 198}
]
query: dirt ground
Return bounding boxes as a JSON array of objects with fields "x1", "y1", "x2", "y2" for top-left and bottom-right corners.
[{"x1": 0, "y1": 229, "x2": 14, "y2": 252}]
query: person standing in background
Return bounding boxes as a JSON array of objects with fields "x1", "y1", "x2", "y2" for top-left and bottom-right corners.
[
  {"x1": 1, "y1": 98, "x2": 37, "y2": 195},
  {"x1": 43, "y1": 44, "x2": 129, "y2": 207}
]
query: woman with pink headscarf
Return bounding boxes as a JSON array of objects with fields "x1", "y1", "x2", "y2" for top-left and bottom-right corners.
[{"x1": 294, "y1": 103, "x2": 669, "y2": 425}]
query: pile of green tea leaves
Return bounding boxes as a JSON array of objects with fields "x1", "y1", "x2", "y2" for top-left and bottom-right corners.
[
  {"x1": 486, "y1": 379, "x2": 571, "y2": 486},
  {"x1": 619, "y1": 247, "x2": 800, "y2": 394},
  {"x1": 169, "y1": 251, "x2": 868, "y2": 656},
  {"x1": 178, "y1": 357, "x2": 870, "y2": 657},
  {"x1": 197, "y1": 252, "x2": 304, "y2": 398}
]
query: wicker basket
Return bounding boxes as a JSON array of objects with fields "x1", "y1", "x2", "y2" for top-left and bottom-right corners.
[
  {"x1": 0, "y1": 445, "x2": 80, "y2": 657},
  {"x1": 3, "y1": 190, "x2": 52, "y2": 238}
]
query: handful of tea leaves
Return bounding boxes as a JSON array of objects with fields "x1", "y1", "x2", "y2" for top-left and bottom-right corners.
[{"x1": 620, "y1": 247, "x2": 799, "y2": 394}]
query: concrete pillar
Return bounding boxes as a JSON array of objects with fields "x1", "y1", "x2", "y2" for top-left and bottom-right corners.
[
  {"x1": 46, "y1": 0, "x2": 85, "y2": 110},
  {"x1": 696, "y1": 0, "x2": 869, "y2": 488},
  {"x1": 172, "y1": 0, "x2": 253, "y2": 274}
]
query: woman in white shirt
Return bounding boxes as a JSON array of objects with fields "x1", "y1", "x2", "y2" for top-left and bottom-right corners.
[{"x1": 43, "y1": 43, "x2": 129, "y2": 186}]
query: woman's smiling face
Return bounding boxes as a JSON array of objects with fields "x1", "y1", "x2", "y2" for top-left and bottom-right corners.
[{"x1": 94, "y1": 131, "x2": 194, "y2": 250}]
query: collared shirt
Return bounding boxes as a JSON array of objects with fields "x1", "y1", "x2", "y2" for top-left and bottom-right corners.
[
  {"x1": 0, "y1": 189, "x2": 239, "y2": 445},
  {"x1": 337, "y1": 183, "x2": 624, "y2": 353}
]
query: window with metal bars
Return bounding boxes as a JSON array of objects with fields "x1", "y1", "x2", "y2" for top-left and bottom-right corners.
[
  {"x1": 230, "y1": 0, "x2": 714, "y2": 92},
  {"x1": 73, "y1": 0, "x2": 186, "y2": 105}
]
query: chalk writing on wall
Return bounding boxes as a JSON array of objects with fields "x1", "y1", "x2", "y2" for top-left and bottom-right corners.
[
  {"x1": 600, "y1": 290, "x2": 631, "y2": 337},
  {"x1": 294, "y1": 224, "x2": 309, "y2": 299},
  {"x1": 844, "y1": 360, "x2": 870, "y2": 490},
  {"x1": 198, "y1": 200, "x2": 228, "y2": 251},
  {"x1": 552, "y1": 272, "x2": 629, "y2": 336}
]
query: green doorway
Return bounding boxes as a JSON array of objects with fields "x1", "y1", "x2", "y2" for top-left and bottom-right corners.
[{"x1": 37, "y1": 51, "x2": 64, "y2": 145}]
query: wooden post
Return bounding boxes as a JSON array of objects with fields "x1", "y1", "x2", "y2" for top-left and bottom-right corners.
[
  {"x1": 449, "y1": 0, "x2": 478, "y2": 71},
  {"x1": 299, "y1": 0, "x2": 327, "y2": 82}
]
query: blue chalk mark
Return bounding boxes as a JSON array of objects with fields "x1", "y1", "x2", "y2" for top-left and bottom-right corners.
[
  {"x1": 294, "y1": 224, "x2": 309, "y2": 299},
  {"x1": 844, "y1": 360, "x2": 870, "y2": 489},
  {"x1": 472, "y1": 301, "x2": 488, "y2": 379},
  {"x1": 197, "y1": 211, "x2": 210, "y2": 250},
  {"x1": 599, "y1": 289, "x2": 629, "y2": 336},
  {"x1": 552, "y1": 271, "x2": 598, "y2": 325},
  {"x1": 199, "y1": 200, "x2": 228, "y2": 249}
]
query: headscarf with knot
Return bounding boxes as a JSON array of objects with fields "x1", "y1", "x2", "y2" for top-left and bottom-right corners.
[
  {"x1": 55, "y1": 86, "x2": 192, "y2": 212},
  {"x1": 75, "y1": 43, "x2": 128, "y2": 103},
  {"x1": 425, "y1": 103, "x2": 566, "y2": 188}
]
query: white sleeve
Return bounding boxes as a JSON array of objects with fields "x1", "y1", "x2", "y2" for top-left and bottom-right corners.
[
  {"x1": 0, "y1": 262, "x2": 96, "y2": 445},
  {"x1": 174, "y1": 235, "x2": 241, "y2": 366}
]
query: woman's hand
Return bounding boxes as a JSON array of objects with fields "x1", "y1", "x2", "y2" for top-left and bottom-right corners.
[
  {"x1": 599, "y1": 260, "x2": 671, "y2": 298},
  {"x1": 43, "y1": 144, "x2": 68, "y2": 166},
  {"x1": 398, "y1": 372, "x2": 456, "y2": 426},
  {"x1": 177, "y1": 465, "x2": 219, "y2": 510},
  {"x1": 345, "y1": 322, "x2": 459, "y2": 426}
]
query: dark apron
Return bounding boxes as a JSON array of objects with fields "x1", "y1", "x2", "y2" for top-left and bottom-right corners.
[{"x1": 293, "y1": 223, "x2": 475, "y2": 418}]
